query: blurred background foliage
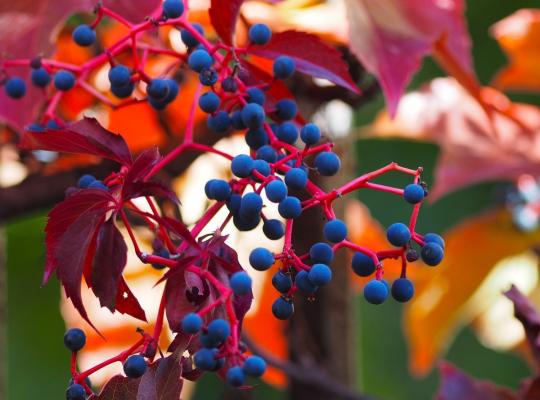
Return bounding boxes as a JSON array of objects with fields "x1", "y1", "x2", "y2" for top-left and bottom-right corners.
[{"x1": 4, "y1": 0, "x2": 540, "y2": 399}]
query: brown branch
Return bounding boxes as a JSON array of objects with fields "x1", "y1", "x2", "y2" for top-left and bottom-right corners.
[{"x1": 242, "y1": 334, "x2": 378, "y2": 400}]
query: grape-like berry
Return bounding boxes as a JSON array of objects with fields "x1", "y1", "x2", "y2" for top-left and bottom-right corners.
[
  {"x1": 265, "y1": 180, "x2": 288, "y2": 203},
  {"x1": 31, "y1": 67, "x2": 51, "y2": 87},
  {"x1": 351, "y1": 252, "x2": 376, "y2": 277},
  {"x1": 199, "y1": 92, "x2": 221, "y2": 113},
  {"x1": 364, "y1": 280, "x2": 388, "y2": 305},
  {"x1": 263, "y1": 219, "x2": 285, "y2": 240},
  {"x1": 123, "y1": 355, "x2": 147, "y2": 378},
  {"x1": 188, "y1": 49, "x2": 214, "y2": 72},
  {"x1": 243, "y1": 355, "x2": 267, "y2": 377},
  {"x1": 66, "y1": 384, "x2": 86, "y2": 400},
  {"x1": 230, "y1": 271, "x2": 252, "y2": 295},
  {"x1": 231, "y1": 154, "x2": 254, "y2": 178},
  {"x1": 315, "y1": 152, "x2": 341, "y2": 176},
  {"x1": 285, "y1": 168, "x2": 308, "y2": 190},
  {"x1": 420, "y1": 242, "x2": 444, "y2": 266},
  {"x1": 207, "y1": 319, "x2": 231, "y2": 343},
  {"x1": 386, "y1": 223, "x2": 411, "y2": 247},
  {"x1": 300, "y1": 123, "x2": 321, "y2": 145},
  {"x1": 323, "y1": 219, "x2": 347, "y2": 243},
  {"x1": 54, "y1": 70, "x2": 76, "y2": 91},
  {"x1": 72, "y1": 25, "x2": 96, "y2": 47},
  {"x1": 226, "y1": 366, "x2": 246, "y2": 387},
  {"x1": 310, "y1": 242, "x2": 334, "y2": 264},
  {"x1": 64, "y1": 328, "x2": 86, "y2": 352},
  {"x1": 391, "y1": 278, "x2": 414, "y2": 302},
  {"x1": 181, "y1": 313, "x2": 203, "y2": 334},
  {"x1": 403, "y1": 183, "x2": 425, "y2": 204},
  {"x1": 278, "y1": 196, "x2": 302, "y2": 219},
  {"x1": 5, "y1": 77, "x2": 26, "y2": 99},
  {"x1": 163, "y1": 0, "x2": 185, "y2": 19},
  {"x1": 308, "y1": 263, "x2": 332, "y2": 286},
  {"x1": 249, "y1": 23, "x2": 272, "y2": 45},
  {"x1": 272, "y1": 271, "x2": 293, "y2": 293},
  {"x1": 249, "y1": 248, "x2": 274, "y2": 271},
  {"x1": 273, "y1": 56, "x2": 296, "y2": 79}
]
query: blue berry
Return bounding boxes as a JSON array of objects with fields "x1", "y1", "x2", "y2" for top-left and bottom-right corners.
[
  {"x1": 275, "y1": 99, "x2": 297, "y2": 120},
  {"x1": 5, "y1": 77, "x2": 26, "y2": 98},
  {"x1": 276, "y1": 122, "x2": 299, "y2": 144},
  {"x1": 66, "y1": 384, "x2": 86, "y2": 400},
  {"x1": 123, "y1": 355, "x2": 147, "y2": 378},
  {"x1": 31, "y1": 67, "x2": 51, "y2": 87},
  {"x1": 54, "y1": 70, "x2": 76, "y2": 91},
  {"x1": 226, "y1": 193, "x2": 241, "y2": 214},
  {"x1": 73, "y1": 24, "x2": 96, "y2": 46},
  {"x1": 249, "y1": 23, "x2": 272, "y2": 45},
  {"x1": 147, "y1": 79, "x2": 169, "y2": 101},
  {"x1": 111, "y1": 82, "x2": 134, "y2": 98},
  {"x1": 386, "y1": 223, "x2": 411, "y2": 247},
  {"x1": 278, "y1": 196, "x2": 302, "y2": 219},
  {"x1": 272, "y1": 297, "x2": 294, "y2": 320},
  {"x1": 391, "y1": 278, "x2": 414, "y2": 302},
  {"x1": 323, "y1": 219, "x2": 347, "y2": 243},
  {"x1": 181, "y1": 23, "x2": 204, "y2": 48},
  {"x1": 231, "y1": 111, "x2": 246, "y2": 130},
  {"x1": 206, "y1": 179, "x2": 231, "y2": 201},
  {"x1": 108, "y1": 65, "x2": 131, "y2": 87},
  {"x1": 308, "y1": 263, "x2": 332, "y2": 286},
  {"x1": 194, "y1": 348, "x2": 217, "y2": 370},
  {"x1": 315, "y1": 152, "x2": 341, "y2": 176},
  {"x1": 265, "y1": 179, "x2": 287, "y2": 203},
  {"x1": 285, "y1": 168, "x2": 307, "y2": 190},
  {"x1": 241, "y1": 103, "x2": 265, "y2": 129},
  {"x1": 300, "y1": 123, "x2": 321, "y2": 145},
  {"x1": 222, "y1": 77, "x2": 238, "y2": 92},
  {"x1": 199, "y1": 332, "x2": 220, "y2": 348},
  {"x1": 46, "y1": 119, "x2": 61, "y2": 129},
  {"x1": 207, "y1": 319, "x2": 230, "y2": 343},
  {"x1": 88, "y1": 180, "x2": 108, "y2": 190},
  {"x1": 199, "y1": 92, "x2": 220, "y2": 114},
  {"x1": 231, "y1": 154, "x2": 254, "y2": 178},
  {"x1": 256, "y1": 145, "x2": 277, "y2": 163},
  {"x1": 273, "y1": 56, "x2": 295, "y2": 79},
  {"x1": 252, "y1": 159, "x2": 271, "y2": 180},
  {"x1": 249, "y1": 247, "x2": 274, "y2": 271},
  {"x1": 272, "y1": 271, "x2": 292, "y2": 293},
  {"x1": 240, "y1": 192, "x2": 263, "y2": 218},
  {"x1": 243, "y1": 355, "x2": 267, "y2": 377},
  {"x1": 245, "y1": 127, "x2": 269, "y2": 149},
  {"x1": 227, "y1": 366, "x2": 246, "y2": 387},
  {"x1": 181, "y1": 313, "x2": 203, "y2": 334},
  {"x1": 403, "y1": 183, "x2": 425, "y2": 204},
  {"x1": 351, "y1": 252, "x2": 376, "y2": 277},
  {"x1": 310, "y1": 242, "x2": 334, "y2": 264},
  {"x1": 364, "y1": 280, "x2": 388, "y2": 305},
  {"x1": 77, "y1": 174, "x2": 96, "y2": 189},
  {"x1": 188, "y1": 49, "x2": 214, "y2": 72},
  {"x1": 64, "y1": 328, "x2": 86, "y2": 352},
  {"x1": 424, "y1": 233, "x2": 445, "y2": 249},
  {"x1": 230, "y1": 271, "x2": 252, "y2": 295},
  {"x1": 207, "y1": 111, "x2": 231, "y2": 133},
  {"x1": 151, "y1": 248, "x2": 170, "y2": 270},
  {"x1": 163, "y1": 0, "x2": 184, "y2": 18},
  {"x1": 263, "y1": 219, "x2": 285, "y2": 240},
  {"x1": 27, "y1": 123, "x2": 44, "y2": 132},
  {"x1": 164, "y1": 79, "x2": 179, "y2": 103},
  {"x1": 295, "y1": 270, "x2": 318, "y2": 293},
  {"x1": 420, "y1": 242, "x2": 444, "y2": 266},
  {"x1": 233, "y1": 213, "x2": 261, "y2": 231},
  {"x1": 199, "y1": 68, "x2": 218, "y2": 86},
  {"x1": 246, "y1": 87, "x2": 266, "y2": 105}
]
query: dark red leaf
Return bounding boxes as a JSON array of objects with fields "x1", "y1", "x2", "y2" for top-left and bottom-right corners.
[
  {"x1": 249, "y1": 30, "x2": 359, "y2": 93},
  {"x1": 114, "y1": 278, "x2": 147, "y2": 321},
  {"x1": 90, "y1": 374, "x2": 140, "y2": 399},
  {"x1": 209, "y1": 0, "x2": 244, "y2": 45},
  {"x1": 504, "y1": 285, "x2": 540, "y2": 368},
  {"x1": 436, "y1": 362, "x2": 517, "y2": 400},
  {"x1": 154, "y1": 353, "x2": 183, "y2": 399},
  {"x1": 156, "y1": 216, "x2": 199, "y2": 249},
  {"x1": 20, "y1": 117, "x2": 133, "y2": 165},
  {"x1": 124, "y1": 181, "x2": 179, "y2": 204}
]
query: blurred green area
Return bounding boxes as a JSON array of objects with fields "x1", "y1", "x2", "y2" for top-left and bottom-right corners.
[{"x1": 3, "y1": 0, "x2": 539, "y2": 399}]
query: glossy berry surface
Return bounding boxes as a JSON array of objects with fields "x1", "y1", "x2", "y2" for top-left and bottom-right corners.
[
  {"x1": 123, "y1": 355, "x2": 147, "y2": 378},
  {"x1": 226, "y1": 366, "x2": 246, "y2": 387},
  {"x1": 403, "y1": 183, "x2": 425, "y2": 204},
  {"x1": 249, "y1": 23, "x2": 272, "y2": 45},
  {"x1": 243, "y1": 355, "x2": 267, "y2": 377},
  {"x1": 351, "y1": 252, "x2": 376, "y2": 277},
  {"x1": 54, "y1": 70, "x2": 76, "y2": 91},
  {"x1": 421, "y1": 242, "x2": 444, "y2": 266},
  {"x1": 386, "y1": 223, "x2": 411, "y2": 247},
  {"x1": 391, "y1": 278, "x2": 414, "y2": 302},
  {"x1": 64, "y1": 328, "x2": 86, "y2": 352},
  {"x1": 323, "y1": 219, "x2": 347, "y2": 243},
  {"x1": 308, "y1": 263, "x2": 332, "y2": 286},
  {"x1": 272, "y1": 297, "x2": 294, "y2": 319},
  {"x1": 230, "y1": 271, "x2": 252, "y2": 295},
  {"x1": 364, "y1": 280, "x2": 389, "y2": 305},
  {"x1": 72, "y1": 25, "x2": 96, "y2": 46},
  {"x1": 181, "y1": 313, "x2": 203, "y2": 334},
  {"x1": 273, "y1": 56, "x2": 295, "y2": 79},
  {"x1": 249, "y1": 247, "x2": 274, "y2": 271},
  {"x1": 66, "y1": 384, "x2": 86, "y2": 400},
  {"x1": 315, "y1": 152, "x2": 341, "y2": 176},
  {"x1": 5, "y1": 77, "x2": 26, "y2": 98}
]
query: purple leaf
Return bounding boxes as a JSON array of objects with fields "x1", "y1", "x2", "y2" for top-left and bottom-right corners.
[
  {"x1": 249, "y1": 30, "x2": 359, "y2": 93},
  {"x1": 209, "y1": 0, "x2": 245, "y2": 45},
  {"x1": 20, "y1": 117, "x2": 133, "y2": 165},
  {"x1": 90, "y1": 374, "x2": 140, "y2": 399}
]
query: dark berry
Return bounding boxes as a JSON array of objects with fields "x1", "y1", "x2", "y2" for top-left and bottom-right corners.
[
  {"x1": 230, "y1": 271, "x2": 252, "y2": 295},
  {"x1": 241, "y1": 103, "x2": 265, "y2": 129},
  {"x1": 77, "y1": 174, "x2": 96, "y2": 189},
  {"x1": 194, "y1": 348, "x2": 218, "y2": 370},
  {"x1": 73, "y1": 25, "x2": 96, "y2": 47},
  {"x1": 252, "y1": 159, "x2": 271, "y2": 180},
  {"x1": 256, "y1": 145, "x2": 278, "y2": 163},
  {"x1": 5, "y1": 77, "x2": 26, "y2": 98},
  {"x1": 323, "y1": 219, "x2": 347, "y2": 243},
  {"x1": 199, "y1": 68, "x2": 218, "y2": 86},
  {"x1": 391, "y1": 278, "x2": 414, "y2": 302},
  {"x1": 351, "y1": 252, "x2": 376, "y2": 277},
  {"x1": 151, "y1": 247, "x2": 170, "y2": 269},
  {"x1": 88, "y1": 180, "x2": 108, "y2": 190},
  {"x1": 240, "y1": 192, "x2": 263, "y2": 218},
  {"x1": 310, "y1": 242, "x2": 334, "y2": 264},
  {"x1": 273, "y1": 297, "x2": 295, "y2": 319},
  {"x1": 295, "y1": 270, "x2": 318, "y2": 293},
  {"x1": 300, "y1": 123, "x2": 321, "y2": 145},
  {"x1": 363, "y1": 280, "x2": 388, "y2": 305},
  {"x1": 424, "y1": 233, "x2": 445, "y2": 249},
  {"x1": 147, "y1": 79, "x2": 169, "y2": 101},
  {"x1": 226, "y1": 366, "x2": 246, "y2": 387},
  {"x1": 406, "y1": 248, "x2": 419, "y2": 262},
  {"x1": 245, "y1": 127, "x2": 269, "y2": 149},
  {"x1": 243, "y1": 355, "x2": 267, "y2": 377},
  {"x1": 222, "y1": 76, "x2": 238, "y2": 92},
  {"x1": 163, "y1": 0, "x2": 184, "y2": 18},
  {"x1": 308, "y1": 263, "x2": 332, "y2": 286},
  {"x1": 66, "y1": 383, "x2": 86, "y2": 400},
  {"x1": 249, "y1": 247, "x2": 274, "y2": 271},
  {"x1": 181, "y1": 313, "x2": 203, "y2": 334},
  {"x1": 285, "y1": 168, "x2": 307, "y2": 190},
  {"x1": 111, "y1": 82, "x2": 134, "y2": 98},
  {"x1": 231, "y1": 110, "x2": 246, "y2": 130},
  {"x1": 273, "y1": 56, "x2": 295, "y2": 79},
  {"x1": 206, "y1": 179, "x2": 231, "y2": 201},
  {"x1": 189, "y1": 49, "x2": 213, "y2": 72},
  {"x1": 207, "y1": 319, "x2": 230, "y2": 343},
  {"x1": 226, "y1": 193, "x2": 241, "y2": 214},
  {"x1": 31, "y1": 67, "x2": 51, "y2": 87},
  {"x1": 123, "y1": 355, "x2": 147, "y2": 378},
  {"x1": 180, "y1": 23, "x2": 204, "y2": 48},
  {"x1": 248, "y1": 23, "x2": 272, "y2": 45},
  {"x1": 199, "y1": 92, "x2": 220, "y2": 113},
  {"x1": 403, "y1": 183, "x2": 425, "y2": 204},
  {"x1": 54, "y1": 70, "x2": 76, "y2": 91},
  {"x1": 64, "y1": 328, "x2": 86, "y2": 352},
  {"x1": 207, "y1": 111, "x2": 231, "y2": 133},
  {"x1": 231, "y1": 154, "x2": 254, "y2": 178},
  {"x1": 278, "y1": 196, "x2": 302, "y2": 219},
  {"x1": 276, "y1": 122, "x2": 299, "y2": 144},
  {"x1": 315, "y1": 152, "x2": 341, "y2": 176},
  {"x1": 233, "y1": 213, "x2": 261, "y2": 231},
  {"x1": 265, "y1": 179, "x2": 287, "y2": 203},
  {"x1": 272, "y1": 271, "x2": 292, "y2": 293},
  {"x1": 420, "y1": 242, "x2": 444, "y2": 266},
  {"x1": 386, "y1": 223, "x2": 411, "y2": 247},
  {"x1": 246, "y1": 87, "x2": 266, "y2": 105},
  {"x1": 263, "y1": 219, "x2": 285, "y2": 240},
  {"x1": 275, "y1": 99, "x2": 297, "y2": 120}
]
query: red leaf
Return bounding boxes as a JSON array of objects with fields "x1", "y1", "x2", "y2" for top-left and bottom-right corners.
[
  {"x1": 249, "y1": 30, "x2": 359, "y2": 93},
  {"x1": 209, "y1": 0, "x2": 245, "y2": 45},
  {"x1": 90, "y1": 374, "x2": 140, "y2": 399},
  {"x1": 115, "y1": 278, "x2": 147, "y2": 321},
  {"x1": 436, "y1": 362, "x2": 517, "y2": 400},
  {"x1": 20, "y1": 117, "x2": 133, "y2": 165},
  {"x1": 156, "y1": 216, "x2": 199, "y2": 249},
  {"x1": 345, "y1": 0, "x2": 473, "y2": 115}
]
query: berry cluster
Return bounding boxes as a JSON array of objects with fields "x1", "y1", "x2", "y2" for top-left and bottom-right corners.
[{"x1": 3, "y1": 1, "x2": 444, "y2": 397}]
